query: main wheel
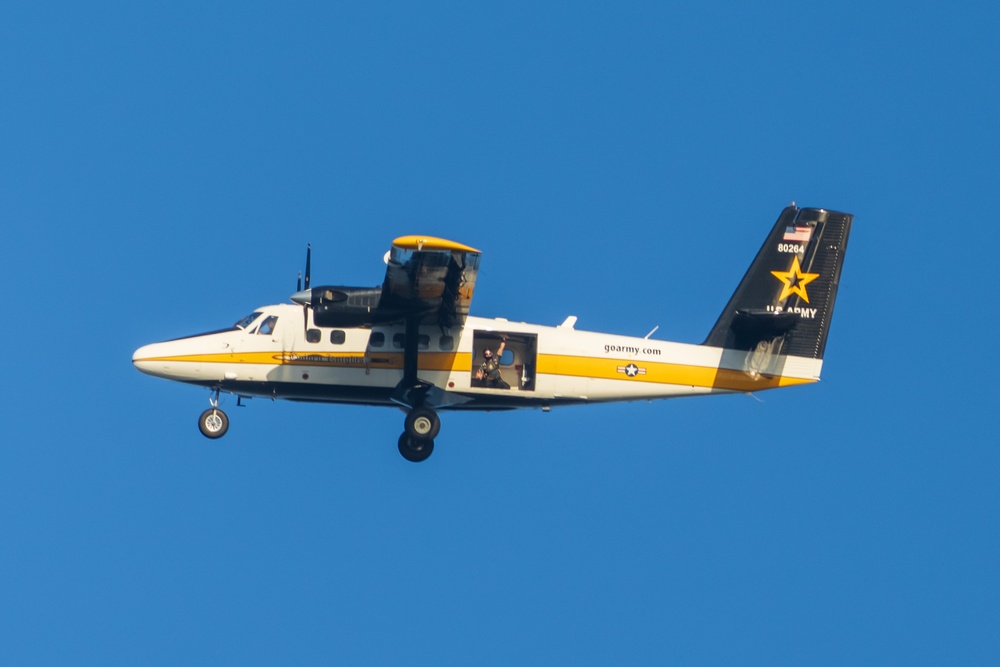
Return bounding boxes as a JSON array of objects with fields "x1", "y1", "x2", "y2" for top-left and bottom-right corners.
[
  {"x1": 404, "y1": 407, "x2": 441, "y2": 440},
  {"x1": 398, "y1": 433, "x2": 434, "y2": 462},
  {"x1": 198, "y1": 408, "x2": 229, "y2": 439}
]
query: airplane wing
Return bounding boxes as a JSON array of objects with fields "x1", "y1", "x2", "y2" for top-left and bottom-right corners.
[{"x1": 378, "y1": 235, "x2": 481, "y2": 330}]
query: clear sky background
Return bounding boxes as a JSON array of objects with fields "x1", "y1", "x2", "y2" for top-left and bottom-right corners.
[{"x1": 3, "y1": 1, "x2": 998, "y2": 664}]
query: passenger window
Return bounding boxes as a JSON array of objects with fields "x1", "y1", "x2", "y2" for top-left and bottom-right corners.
[
  {"x1": 370, "y1": 332, "x2": 385, "y2": 348},
  {"x1": 306, "y1": 329, "x2": 321, "y2": 343},
  {"x1": 500, "y1": 349, "x2": 514, "y2": 365},
  {"x1": 440, "y1": 335, "x2": 454, "y2": 351},
  {"x1": 330, "y1": 330, "x2": 346, "y2": 345},
  {"x1": 392, "y1": 333, "x2": 430, "y2": 349},
  {"x1": 257, "y1": 316, "x2": 278, "y2": 335}
]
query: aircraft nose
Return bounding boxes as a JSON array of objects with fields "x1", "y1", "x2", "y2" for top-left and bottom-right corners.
[
  {"x1": 133, "y1": 342, "x2": 160, "y2": 360},
  {"x1": 132, "y1": 342, "x2": 168, "y2": 376},
  {"x1": 133, "y1": 343, "x2": 152, "y2": 373}
]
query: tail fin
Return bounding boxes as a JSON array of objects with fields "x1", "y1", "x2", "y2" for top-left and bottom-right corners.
[{"x1": 703, "y1": 205, "x2": 852, "y2": 361}]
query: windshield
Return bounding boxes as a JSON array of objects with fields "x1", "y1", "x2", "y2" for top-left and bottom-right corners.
[{"x1": 234, "y1": 311, "x2": 263, "y2": 330}]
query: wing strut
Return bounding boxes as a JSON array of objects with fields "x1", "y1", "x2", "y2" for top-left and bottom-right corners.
[
  {"x1": 390, "y1": 315, "x2": 433, "y2": 410},
  {"x1": 403, "y1": 315, "x2": 420, "y2": 387}
]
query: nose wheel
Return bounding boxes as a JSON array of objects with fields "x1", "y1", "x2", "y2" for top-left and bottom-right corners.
[
  {"x1": 198, "y1": 407, "x2": 229, "y2": 438},
  {"x1": 198, "y1": 390, "x2": 230, "y2": 439}
]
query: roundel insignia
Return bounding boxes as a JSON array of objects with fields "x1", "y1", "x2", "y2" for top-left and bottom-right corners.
[{"x1": 617, "y1": 363, "x2": 646, "y2": 378}]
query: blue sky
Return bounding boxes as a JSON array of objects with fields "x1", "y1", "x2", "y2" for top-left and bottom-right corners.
[{"x1": 3, "y1": 1, "x2": 999, "y2": 664}]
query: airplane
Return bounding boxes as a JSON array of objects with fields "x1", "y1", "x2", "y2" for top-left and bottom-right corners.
[{"x1": 132, "y1": 204, "x2": 852, "y2": 462}]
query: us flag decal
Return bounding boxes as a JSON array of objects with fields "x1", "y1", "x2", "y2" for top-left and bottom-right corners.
[{"x1": 783, "y1": 225, "x2": 813, "y2": 243}]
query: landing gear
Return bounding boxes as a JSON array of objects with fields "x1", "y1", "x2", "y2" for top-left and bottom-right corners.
[
  {"x1": 397, "y1": 407, "x2": 440, "y2": 462},
  {"x1": 405, "y1": 406, "x2": 441, "y2": 440},
  {"x1": 198, "y1": 407, "x2": 229, "y2": 438},
  {"x1": 198, "y1": 390, "x2": 229, "y2": 439},
  {"x1": 398, "y1": 432, "x2": 434, "y2": 463}
]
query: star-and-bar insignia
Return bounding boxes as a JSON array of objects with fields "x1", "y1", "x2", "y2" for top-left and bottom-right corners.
[
  {"x1": 617, "y1": 363, "x2": 646, "y2": 378},
  {"x1": 771, "y1": 256, "x2": 820, "y2": 303}
]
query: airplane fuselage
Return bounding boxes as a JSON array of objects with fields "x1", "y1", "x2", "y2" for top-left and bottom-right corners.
[{"x1": 133, "y1": 304, "x2": 820, "y2": 411}]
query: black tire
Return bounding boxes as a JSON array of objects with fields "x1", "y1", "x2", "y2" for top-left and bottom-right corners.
[
  {"x1": 198, "y1": 408, "x2": 229, "y2": 439},
  {"x1": 404, "y1": 407, "x2": 440, "y2": 440},
  {"x1": 398, "y1": 432, "x2": 434, "y2": 462}
]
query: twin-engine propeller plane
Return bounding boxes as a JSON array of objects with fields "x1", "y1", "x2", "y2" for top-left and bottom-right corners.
[{"x1": 133, "y1": 204, "x2": 852, "y2": 462}]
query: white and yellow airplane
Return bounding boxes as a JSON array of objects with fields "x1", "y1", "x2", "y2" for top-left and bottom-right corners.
[{"x1": 133, "y1": 204, "x2": 852, "y2": 462}]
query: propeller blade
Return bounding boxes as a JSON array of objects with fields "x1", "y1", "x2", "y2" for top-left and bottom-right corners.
[
  {"x1": 293, "y1": 244, "x2": 314, "y2": 335},
  {"x1": 304, "y1": 243, "x2": 312, "y2": 290}
]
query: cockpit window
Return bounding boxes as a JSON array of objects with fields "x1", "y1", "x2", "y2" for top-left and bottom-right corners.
[
  {"x1": 257, "y1": 316, "x2": 278, "y2": 335},
  {"x1": 234, "y1": 311, "x2": 263, "y2": 330}
]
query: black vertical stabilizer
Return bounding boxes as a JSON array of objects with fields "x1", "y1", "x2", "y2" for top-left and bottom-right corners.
[{"x1": 703, "y1": 205, "x2": 852, "y2": 359}]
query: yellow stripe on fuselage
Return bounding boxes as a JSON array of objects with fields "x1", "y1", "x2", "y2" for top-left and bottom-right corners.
[
  {"x1": 136, "y1": 351, "x2": 473, "y2": 372},
  {"x1": 538, "y1": 354, "x2": 717, "y2": 386},
  {"x1": 135, "y1": 350, "x2": 814, "y2": 391},
  {"x1": 536, "y1": 354, "x2": 815, "y2": 391}
]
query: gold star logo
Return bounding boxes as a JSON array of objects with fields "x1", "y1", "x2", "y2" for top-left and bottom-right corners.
[{"x1": 771, "y1": 257, "x2": 820, "y2": 303}]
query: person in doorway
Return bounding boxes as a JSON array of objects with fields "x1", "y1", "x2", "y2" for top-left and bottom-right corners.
[{"x1": 476, "y1": 336, "x2": 510, "y2": 389}]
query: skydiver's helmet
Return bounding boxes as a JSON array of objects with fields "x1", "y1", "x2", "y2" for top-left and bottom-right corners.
[{"x1": 483, "y1": 349, "x2": 492, "y2": 359}]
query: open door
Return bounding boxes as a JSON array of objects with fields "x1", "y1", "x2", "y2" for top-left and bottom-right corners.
[{"x1": 471, "y1": 330, "x2": 537, "y2": 391}]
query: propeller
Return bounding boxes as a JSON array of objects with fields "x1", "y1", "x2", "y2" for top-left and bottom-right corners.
[
  {"x1": 304, "y1": 243, "x2": 311, "y2": 290},
  {"x1": 297, "y1": 243, "x2": 312, "y2": 292},
  {"x1": 293, "y1": 244, "x2": 313, "y2": 336}
]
